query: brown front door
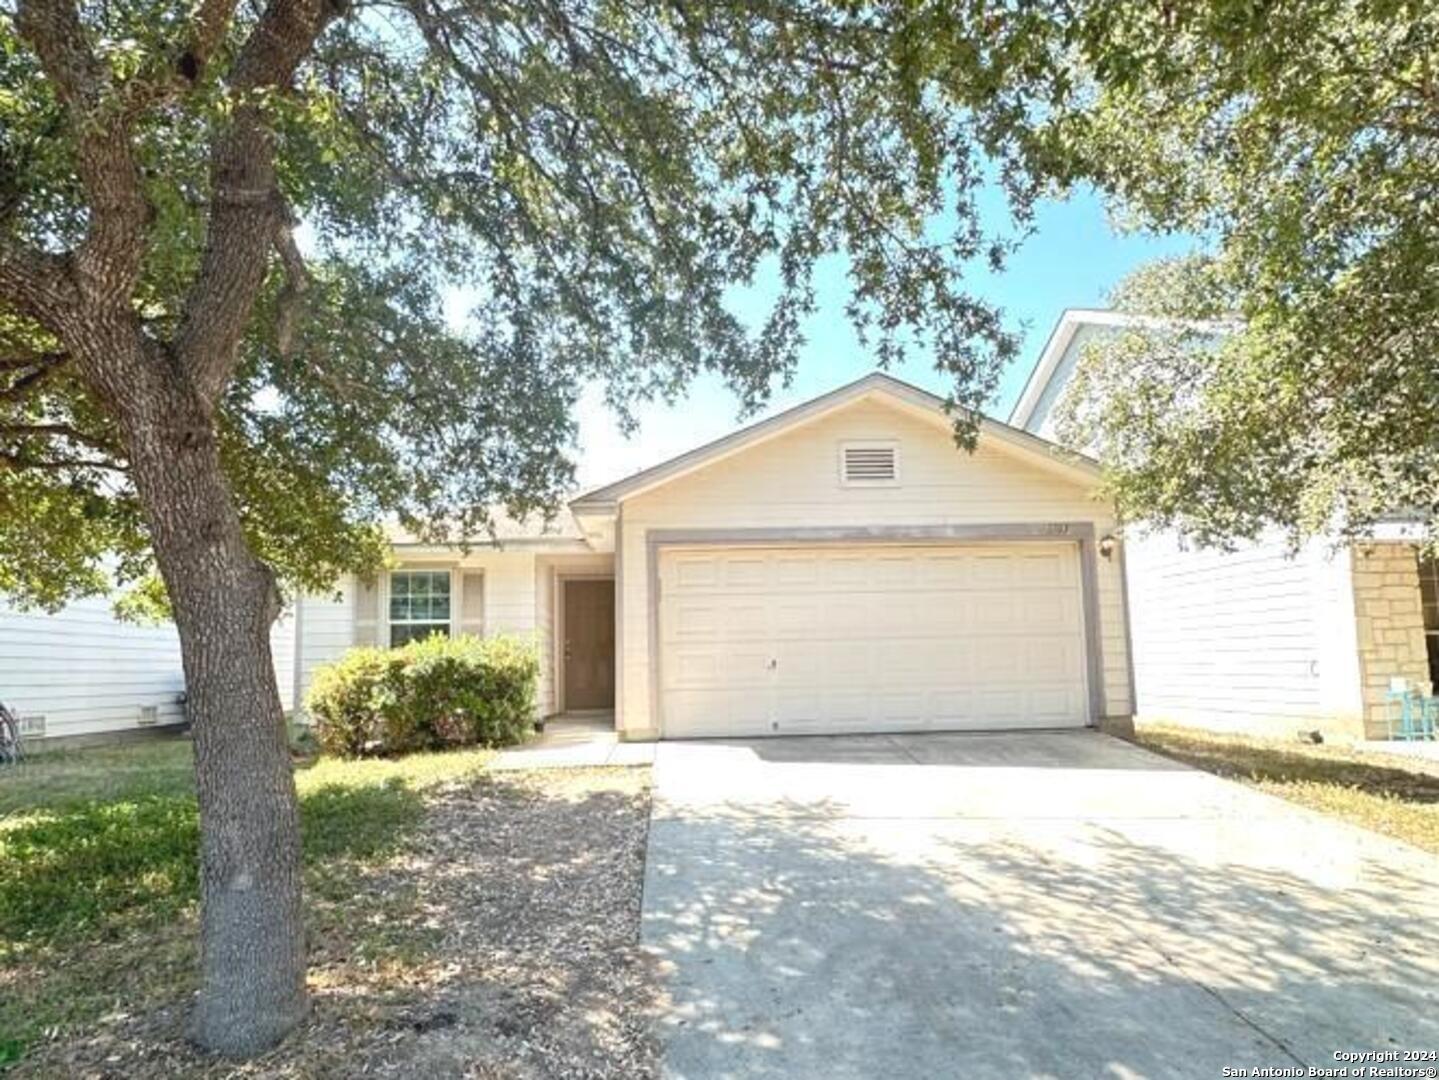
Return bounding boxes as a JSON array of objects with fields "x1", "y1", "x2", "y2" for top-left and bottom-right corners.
[{"x1": 563, "y1": 579, "x2": 615, "y2": 711}]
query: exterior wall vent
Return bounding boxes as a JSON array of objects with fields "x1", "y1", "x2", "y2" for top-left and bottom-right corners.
[
  {"x1": 17, "y1": 714, "x2": 46, "y2": 738},
  {"x1": 137, "y1": 705, "x2": 160, "y2": 727},
  {"x1": 840, "y1": 441, "x2": 900, "y2": 487}
]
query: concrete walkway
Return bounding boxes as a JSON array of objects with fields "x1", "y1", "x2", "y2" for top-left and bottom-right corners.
[
  {"x1": 642, "y1": 731, "x2": 1439, "y2": 1080},
  {"x1": 490, "y1": 714, "x2": 654, "y2": 770}
]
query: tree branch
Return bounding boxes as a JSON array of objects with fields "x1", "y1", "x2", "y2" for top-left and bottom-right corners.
[
  {"x1": 0, "y1": 246, "x2": 79, "y2": 332},
  {"x1": 0, "y1": 450, "x2": 127, "y2": 472},
  {"x1": 14, "y1": 0, "x2": 152, "y2": 304},
  {"x1": 12, "y1": 0, "x2": 100, "y2": 108},
  {"x1": 0, "y1": 421, "x2": 122, "y2": 456},
  {"x1": 174, "y1": 0, "x2": 344, "y2": 403},
  {"x1": 272, "y1": 218, "x2": 310, "y2": 358},
  {"x1": 0, "y1": 352, "x2": 68, "y2": 402},
  {"x1": 188, "y1": 0, "x2": 242, "y2": 77},
  {"x1": 119, "y1": 0, "x2": 242, "y2": 111}
]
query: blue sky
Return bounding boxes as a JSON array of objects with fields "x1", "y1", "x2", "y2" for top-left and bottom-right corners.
[{"x1": 575, "y1": 187, "x2": 1195, "y2": 488}]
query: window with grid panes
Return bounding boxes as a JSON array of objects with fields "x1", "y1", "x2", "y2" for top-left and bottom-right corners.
[{"x1": 388, "y1": 570, "x2": 452, "y2": 646}]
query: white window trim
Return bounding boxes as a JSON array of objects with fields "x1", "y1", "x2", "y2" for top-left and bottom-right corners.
[
  {"x1": 838, "y1": 439, "x2": 901, "y2": 488},
  {"x1": 385, "y1": 568, "x2": 456, "y2": 646}
]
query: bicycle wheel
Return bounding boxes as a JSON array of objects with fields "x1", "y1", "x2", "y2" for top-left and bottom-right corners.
[{"x1": 0, "y1": 707, "x2": 20, "y2": 766}]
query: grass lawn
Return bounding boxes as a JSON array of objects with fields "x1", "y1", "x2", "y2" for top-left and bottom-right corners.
[
  {"x1": 1, "y1": 735, "x2": 655, "y2": 1079},
  {"x1": 1133, "y1": 724, "x2": 1439, "y2": 855},
  {"x1": 0, "y1": 737, "x2": 492, "y2": 1070}
]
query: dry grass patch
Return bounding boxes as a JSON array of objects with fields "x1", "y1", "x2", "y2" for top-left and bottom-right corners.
[
  {"x1": 1134, "y1": 724, "x2": 1439, "y2": 854},
  {"x1": 8, "y1": 763, "x2": 655, "y2": 1079}
]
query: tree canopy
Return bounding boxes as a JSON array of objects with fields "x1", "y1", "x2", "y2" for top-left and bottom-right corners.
[
  {"x1": 1044, "y1": 2, "x2": 1438, "y2": 547},
  {"x1": 9, "y1": 0, "x2": 1431, "y2": 610},
  {"x1": 0, "y1": 0, "x2": 1094, "y2": 615},
  {"x1": 9, "y1": 0, "x2": 1167, "y2": 1052}
]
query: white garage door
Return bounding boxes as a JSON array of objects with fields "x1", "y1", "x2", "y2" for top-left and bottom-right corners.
[{"x1": 658, "y1": 543, "x2": 1089, "y2": 738}]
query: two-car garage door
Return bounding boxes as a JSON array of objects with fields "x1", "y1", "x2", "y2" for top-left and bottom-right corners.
[{"x1": 658, "y1": 543, "x2": 1089, "y2": 738}]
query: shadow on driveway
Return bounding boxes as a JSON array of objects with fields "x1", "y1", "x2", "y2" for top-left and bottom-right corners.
[{"x1": 642, "y1": 732, "x2": 1439, "y2": 1080}]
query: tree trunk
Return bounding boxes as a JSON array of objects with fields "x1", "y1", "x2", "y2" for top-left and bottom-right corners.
[{"x1": 119, "y1": 365, "x2": 308, "y2": 1056}]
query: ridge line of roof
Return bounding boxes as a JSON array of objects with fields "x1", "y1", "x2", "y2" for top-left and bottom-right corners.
[{"x1": 570, "y1": 369, "x2": 1097, "y2": 511}]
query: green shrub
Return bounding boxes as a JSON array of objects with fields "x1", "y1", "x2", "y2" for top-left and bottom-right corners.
[
  {"x1": 304, "y1": 647, "x2": 400, "y2": 757},
  {"x1": 305, "y1": 633, "x2": 538, "y2": 758}
]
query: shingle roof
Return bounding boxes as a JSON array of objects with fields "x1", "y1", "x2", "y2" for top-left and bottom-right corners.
[{"x1": 385, "y1": 505, "x2": 585, "y2": 546}]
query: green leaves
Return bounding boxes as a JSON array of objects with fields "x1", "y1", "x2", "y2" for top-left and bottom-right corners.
[
  {"x1": 8, "y1": 0, "x2": 1431, "y2": 608},
  {"x1": 1057, "y1": 249, "x2": 1438, "y2": 547},
  {"x1": 305, "y1": 633, "x2": 539, "y2": 756},
  {"x1": 1043, "y1": 2, "x2": 1439, "y2": 546},
  {"x1": 4, "y1": 0, "x2": 1074, "y2": 610}
]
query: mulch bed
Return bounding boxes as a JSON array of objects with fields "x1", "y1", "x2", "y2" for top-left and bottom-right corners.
[{"x1": 18, "y1": 767, "x2": 658, "y2": 1079}]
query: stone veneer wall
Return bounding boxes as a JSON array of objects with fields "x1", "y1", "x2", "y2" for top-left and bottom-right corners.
[{"x1": 1351, "y1": 542, "x2": 1430, "y2": 738}]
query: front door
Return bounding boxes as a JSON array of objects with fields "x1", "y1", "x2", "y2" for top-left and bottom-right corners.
[{"x1": 563, "y1": 578, "x2": 616, "y2": 711}]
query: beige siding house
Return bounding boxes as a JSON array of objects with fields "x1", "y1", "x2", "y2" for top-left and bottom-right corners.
[
  {"x1": 295, "y1": 373, "x2": 1135, "y2": 740},
  {"x1": 1013, "y1": 309, "x2": 1437, "y2": 740}
]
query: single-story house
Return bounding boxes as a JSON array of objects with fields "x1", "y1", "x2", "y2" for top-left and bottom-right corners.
[
  {"x1": 1, "y1": 593, "x2": 297, "y2": 744},
  {"x1": 1012, "y1": 308, "x2": 1438, "y2": 740},
  {"x1": 294, "y1": 372, "x2": 1135, "y2": 740}
]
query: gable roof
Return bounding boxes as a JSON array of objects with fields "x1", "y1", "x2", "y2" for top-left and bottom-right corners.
[
  {"x1": 1008, "y1": 309, "x2": 1146, "y2": 431},
  {"x1": 569, "y1": 371, "x2": 1099, "y2": 513},
  {"x1": 1010, "y1": 308, "x2": 1237, "y2": 431}
]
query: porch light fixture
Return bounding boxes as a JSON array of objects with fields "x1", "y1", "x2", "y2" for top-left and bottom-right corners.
[{"x1": 1098, "y1": 534, "x2": 1118, "y2": 560}]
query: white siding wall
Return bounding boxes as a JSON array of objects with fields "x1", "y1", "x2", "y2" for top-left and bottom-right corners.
[
  {"x1": 0, "y1": 595, "x2": 186, "y2": 739},
  {"x1": 536, "y1": 565, "x2": 555, "y2": 717},
  {"x1": 1, "y1": 594, "x2": 301, "y2": 740},
  {"x1": 1126, "y1": 530, "x2": 1364, "y2": 735},
  {"x1": 295, "y1": 580, "x2": 355, "y2": 706},
  {"x1": 1021, "y1": 320, "x2": 1369, "y2": 739},
  {"x1": 1029, "y1": 323, "x2": 1114, "y2": 440},
  {"x1": 270, "y1": 609, "x2": 298, "y2": 714},
  {"x1": 616, "y1": 396, "x2": 1131, "y2": 738},
  {"x1": 483, "y1": 552, "x2": 540, "y2": 635}
]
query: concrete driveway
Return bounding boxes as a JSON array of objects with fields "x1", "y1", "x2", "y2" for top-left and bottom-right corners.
[{"x1": 641, "y1": 731, "x2": 1439, "y2": 1079}]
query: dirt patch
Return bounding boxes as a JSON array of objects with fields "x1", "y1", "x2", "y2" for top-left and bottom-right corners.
[{"x1": 17, "y1": 767, "x2": 658, "y2": 1079}]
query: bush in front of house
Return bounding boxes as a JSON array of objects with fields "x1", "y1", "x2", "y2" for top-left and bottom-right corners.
[
  {"x1": 391, "y1": 633, "x2": 538, "y2": 752},
  {"x1": 305, "y1": 647, "x2": 400, "y2": 757},
  {"x1": 305, "y1": 634, "x2": 538, "y2": 757}
]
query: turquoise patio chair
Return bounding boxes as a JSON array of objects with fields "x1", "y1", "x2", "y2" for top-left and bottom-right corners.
[{"x1": 1386, "y1": 687, "x2": 1438, "y2": 741}]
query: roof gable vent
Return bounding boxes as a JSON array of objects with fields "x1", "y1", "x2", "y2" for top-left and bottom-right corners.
[{"x1": 840, "y1": 441, "x2": 899, "y2": 486}]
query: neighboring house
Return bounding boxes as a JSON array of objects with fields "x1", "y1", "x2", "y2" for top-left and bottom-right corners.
[
  {"x1": 1, "y1": 594, "x2": 298, "y2": 744},
  {"x1": 294, "y1": 372, "x2": 1135, "y2": 740},
  {"x1": 1012, "y1": 309, "x2": 1438, "y2": 740}
]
